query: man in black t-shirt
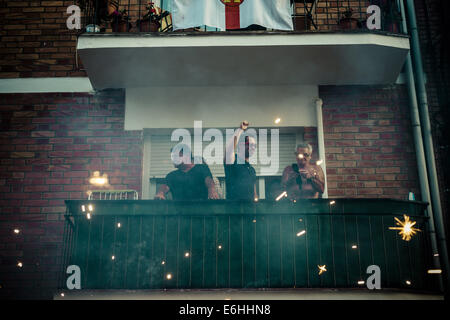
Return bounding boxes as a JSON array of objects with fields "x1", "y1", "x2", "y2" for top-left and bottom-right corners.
[
  {"x1": 154, "y1": 144, "x2": 219, "y2": 201},
  {"x1": 224, "y1": 121, "x2": 258, "y2": 201}
]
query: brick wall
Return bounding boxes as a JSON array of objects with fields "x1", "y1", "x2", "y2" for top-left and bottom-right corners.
[
  {"x1": 321, "y1": 85, "x2": 421, "y2": 199},
  {"x1": 0, "y1": 89, "x2": 142, "y2": 299},
  {"x1": 0, "y1": 0, "x2": 85, "y2": 78}
]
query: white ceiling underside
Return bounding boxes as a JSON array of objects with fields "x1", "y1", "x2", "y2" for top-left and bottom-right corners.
[{"x1": 77, "y1": 32, "x2": 410, "y2": 90}]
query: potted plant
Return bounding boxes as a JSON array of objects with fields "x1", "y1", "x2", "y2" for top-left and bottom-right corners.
[
  {"x1": 338, "y1": 8, "x2": 360, "y2": 30},
  {"x1": 108, "y1": 8, "x2": 132, "y2": 32},
  {"x1": 136, "y1": 2, "x2": 162, "y2": 32}
]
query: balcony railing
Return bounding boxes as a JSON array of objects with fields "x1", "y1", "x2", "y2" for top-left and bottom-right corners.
[
  {"x1": 77, "y1": 0, "x2": 403, "y2": 34},
  {"x1": 60, "y1": 199, "x2": 439, "y2": 291}
]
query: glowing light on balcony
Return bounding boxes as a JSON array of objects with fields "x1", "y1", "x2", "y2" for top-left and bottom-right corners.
[
  {"x1": 298, "y1": 154, "x2": 304, "y2": 159},
  {"x1": 89, "y1": 171, "x2": 109, "y2": 186},
  {"x1": 81, "y1": 205, "x2": 86, "y2": 212},
  {"x1": 276, "y1": 191, "x2": 287, "y2": 201},
  {"x1": 318, "y1": 265, "x2": 327, "y2": 275},
  {"x1": 351, "y1": 245, "x2": 358, "y2": 249},
  {"x1": 296, "y1": 230, "x2": 306, "y2": 237},
  {"x1": 88, "y1": 204, "x2": 93, "y2": 212},
  {"x1": 433, "y1": 253, "x2": 439, "y2": 257},
  {"x1": 86, "y1": 213, "x2": 91, "y2": 220},
  {"x1": 60, "y1": 293, "x2": 65, "y2": 297},
  {"x1": 252, "y1": 219, "x2": 256, "y2": 223},
  {"x1": 184, "y1": 252, "x2": 190, "y2": 258},
  {"x1": 389, "y1": 215, "x2": 421, "y2": 241},
  {"x1": 166, "y1": 273, "x2": 172, "y2": 280},
  {"x1": 17, "y1": 262, "x2": 23, "y2": 268},
  {"x1": 254, "y1": 197, "x2": 258, "y2": 202},
  {"x1": 358, "y1": 280, "x2": 365, "y2": 285},
  {"x1": 13, "y1": 229, "x2": 20, "y2": 234},
  {"x1": 117, "y1": 222, "x2": 121, "y2": 228},
  {"x1": 111, "y1": 255, "x2": 115, "y2": 260},
  {"x1": 316, "y1": 159, "x2": 323, "y2": 166},
  {"x1": 329, "y1": 201, "x2": 336, "y2": 205},
  {"x1": 405, "y1": 280, "x2": 411, "y2": 285},
  {"x1": 218, "y1": 245, "x2": 222, "y2": 250},
  {"x1": 161, "y1": 260, "x2": 165, "y2": 265},
  {"x1": 274, "y1": 118, "x2": 281, "y2": 124}
]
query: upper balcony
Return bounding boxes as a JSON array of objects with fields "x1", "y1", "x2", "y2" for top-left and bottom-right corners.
[{"x1": 76, "y1": 0, "x2": 411, "y2": 90}]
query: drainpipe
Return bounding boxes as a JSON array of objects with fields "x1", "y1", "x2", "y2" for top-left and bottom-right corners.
[
  {"x1": 315, "y1": 98, "x2": 328, "y2": 198},
  {"x1": 401, "y1": 0, "x2": 449, "y2": 292}
]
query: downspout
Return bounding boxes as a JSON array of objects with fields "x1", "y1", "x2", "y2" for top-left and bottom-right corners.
[
  {"x1": 401, "y1": 0, "x2": 449, "y2": 292},
  {"x1": 315, "y1": 98, "x2": 328, "y2": 198}
]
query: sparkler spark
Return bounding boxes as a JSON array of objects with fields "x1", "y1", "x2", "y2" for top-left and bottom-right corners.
[
  {"x1": 276, "y1": 191, "x2": 287, "y2": 201},
  {"x1": 274, "y1": 118, "x2": 281, "y2": 124},
  {"x1": 13, "y1": 229, "x2": 20, "y2": 234},
  {"x1": 318, "y1": 265, "x2": 327, "y2": 275},
  {"x1": 316, "y1": 159, "x2": 323, "y2": 165},
  {"x1": 296, "y1": 230, "x2": 306, "y2": 237},
  {"x1": 389, "y1": 214, "x2": 421, "y2": 241}
]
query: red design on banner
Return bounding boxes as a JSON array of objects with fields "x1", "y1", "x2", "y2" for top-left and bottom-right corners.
[{"x1": 220, "y1": 0, "x2": 244, "y2": 29}]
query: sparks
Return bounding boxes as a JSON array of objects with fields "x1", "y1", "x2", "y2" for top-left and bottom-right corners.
[
  {"x1": 318, "y1": 265, "x2": 327, "y2": 275},
  {"x1": 111, "y1": 255, "x2": 115, "y2": 260},
  {"x1": 166, "y1": 273, "x2": 172, "y2": 280},
  {"x1": 298, "y1": 154, "x2": 304, "y2": 159},
  {"x1": 254, "y1": 197, "x2": 259, "y2": 202},
  {"x1": 389, "y1": 214, "x2": 421, "y2": 241},
  {"x1": 17, "y1": 262, "x2": 23, "y2": 268},
  {"x1": 316, "y1": 159, "x2": 323, "y2": 165},
  {"x1": 427, "y1": 269, "x2": 442, "y2": 274},
  {"x1": 296, "y1": 230, "x2": 306, "y2": 237},
  {"x1": 329, "y1": 200, "x2": 336, "y2": 205},
  {"x1": 184, "y1": 252, "x2": 190, "y2": 258},
  {"x1": 357, "y1": 280, "x2": 365, "y2": 285},
  {"x1": 117, "y1": 222, "x2": 121, "y2": 228},
  {"x1": 161, "y1": 260, "x2": 165, "y2": 265},
  {"x1": 13, "y1": 229, "x2": 20, "y2": 234},
  {"x1": 274, "y1": 118, "x2": 281, "y2": 124},
  {"x1": 276, "y1": 191, "x2": 287, "y2": 201},
  {"x1": 218, "y1": 245, "x2": 222, "y2": 250},
  {"x1": 81, "y1": 205, "x2": 86, "y2": 212},
  {"x1": 88, "y1": 204, "x2": 93, "y2": 212},
  {"x1": 351, "y1": 245, "x2": 358, "y2": 249},
  {"x1": 86, "y1": 213, "x2": 91, "y2": 220}
]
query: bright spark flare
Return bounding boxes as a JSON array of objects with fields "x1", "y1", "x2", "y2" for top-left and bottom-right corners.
[
  {"x1": 276, "y1": 191, "x2": 287, "y2": 201},
  {"x1": 166, "y1": 273, "x2": 172, "y2": 280},
  {"x1": 318, "y1": 265, "x2": 327, "y2": 275},
  {"x1": 296, "y1": 230, "x2": 306, "y2": 237},
  {"x1": 329, "y1": 201, "x2": 336, "y2": 205},
  {"x1": 184, "y1": 252, "x2": 190, "y2": 258},
  {"x1": 389, "y1": 215, "x2": 421, "y2": 241},
  {"x1": 316, "y1": 159, "x2": 323, "y2": 165},
  {"x1": 274, "y1": 118, "x2": 281, "y2": 124},
  {"x1": 17, "y1": 262, "x2": 23, "y2": 268},
  {"x1": 13, "y1": 229, "x2": 20, "y2": 234}
]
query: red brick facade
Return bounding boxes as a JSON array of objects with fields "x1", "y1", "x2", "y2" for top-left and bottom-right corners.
[
  {"x1": 0, "y1": 0, "x2": 85, "y2": 78},
  {"x1": 0, "y1": 90, "x2": 142, "y2": 298}
]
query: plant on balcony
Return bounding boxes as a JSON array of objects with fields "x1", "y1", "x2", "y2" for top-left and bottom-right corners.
[
  {"x1": 338, "y1": 7, "x2": 360, "y2": 30},
  {"x1": 108, "y1": 8, "x2": 132, "y2": 32},
  {"x1": 136, "y1": 2, "x2": 169, "y2": 32}
]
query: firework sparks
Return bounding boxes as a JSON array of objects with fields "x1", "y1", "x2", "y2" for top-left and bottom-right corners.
[
  {"x1": 318, "y1": 265, "x2": 327, "y2": 275},
  {"x1": 389, "y1": 214, "x2": 421, "y2": 241},
  {"x1": 276, "y1": 191, "x2": 287, "y2": 201}
]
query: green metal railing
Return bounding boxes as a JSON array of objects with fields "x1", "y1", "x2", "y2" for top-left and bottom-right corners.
[{"x1": 61, "y1": 199, "x2": 438, "y2": 291}]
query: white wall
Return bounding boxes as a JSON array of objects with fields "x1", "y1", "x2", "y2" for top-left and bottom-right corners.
[{"x1": 125, "y1": 85, "x2": 318, "y2": 130}]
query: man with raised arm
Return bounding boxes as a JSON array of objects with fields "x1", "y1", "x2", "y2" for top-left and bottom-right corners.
[{"x1": 224, "y1": 121, "x2": 258, "y2": 201}]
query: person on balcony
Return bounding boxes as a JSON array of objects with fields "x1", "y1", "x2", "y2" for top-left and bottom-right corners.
[
  {"x1": 281, "y1": 143, "x2": 325, "y2": 199},
  {"x1": 154, "y1": 144, "x2": 219, "y2": 200},
  {"x1": 224, "y1": 121, "x2": 258, "y2": 201}
]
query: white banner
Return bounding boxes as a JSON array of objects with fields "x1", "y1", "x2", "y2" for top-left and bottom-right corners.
[{"x1": 172, "y1": 0, "x2": 293, "y2": 31}]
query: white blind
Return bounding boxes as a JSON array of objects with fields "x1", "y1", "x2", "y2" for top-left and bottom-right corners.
[{"x1": 149, "y1": 134, "x2": 296, "y2": 178}]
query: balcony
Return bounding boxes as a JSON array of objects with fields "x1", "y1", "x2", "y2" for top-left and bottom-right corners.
[
  {"x1": 59, "y1": 199, "x2": 441, "y2": 297},
  {"x1": 76, "y1": 0, "x2": 410, "y2": 90}
]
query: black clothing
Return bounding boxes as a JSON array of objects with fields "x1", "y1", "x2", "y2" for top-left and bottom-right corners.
[
  {"x1": 224, "y1": 159, "x2": 256, "y2": 200},
  {"x1": 165, "y1": 164, "x2": 212, "y2": 200}
]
